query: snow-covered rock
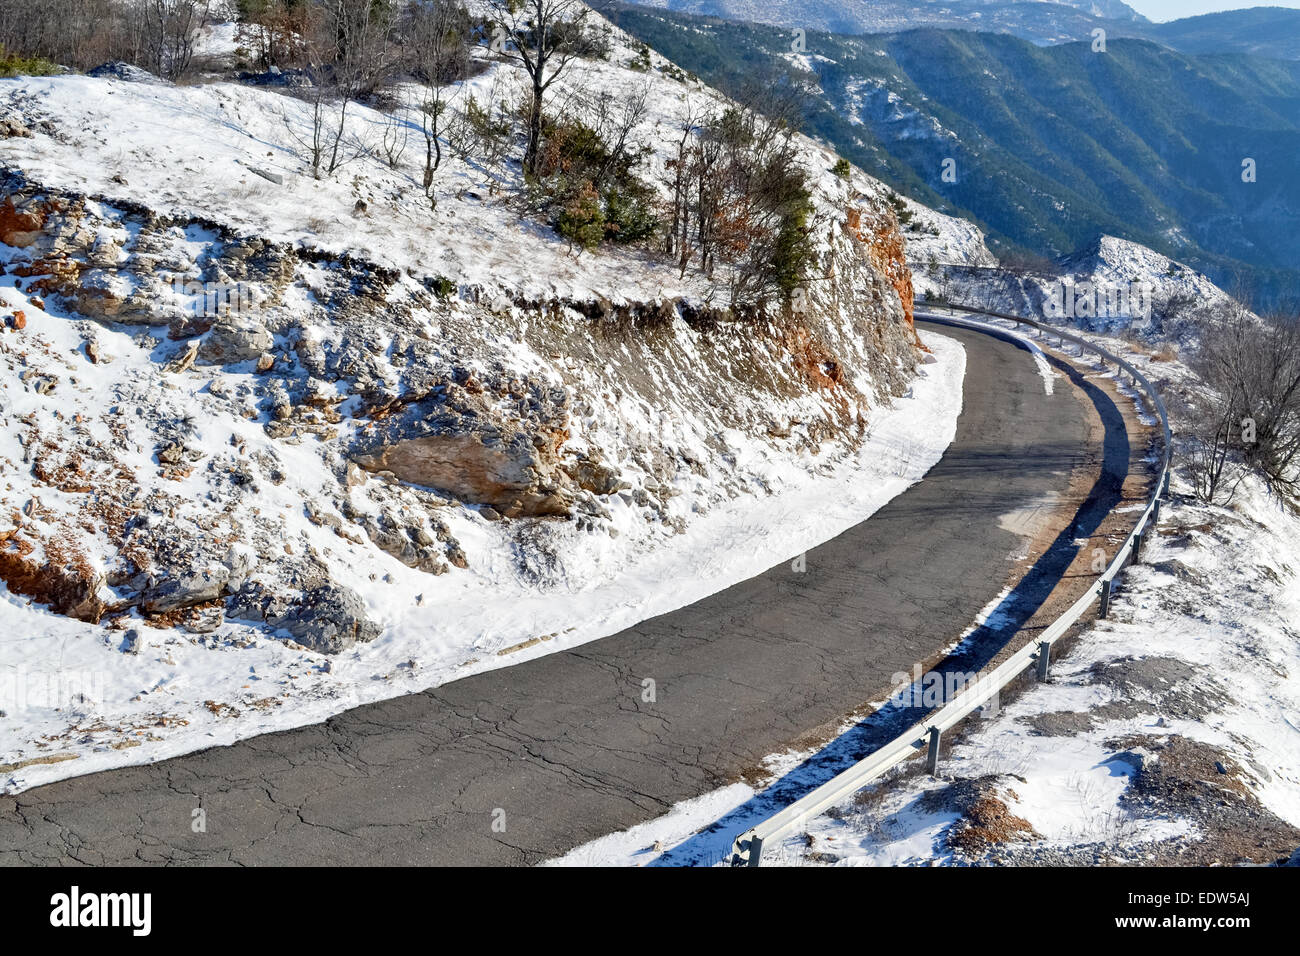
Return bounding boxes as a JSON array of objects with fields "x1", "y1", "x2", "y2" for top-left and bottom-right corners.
[{"x1": 905, "y1": 201, "x2": 1242, "y2": 343}]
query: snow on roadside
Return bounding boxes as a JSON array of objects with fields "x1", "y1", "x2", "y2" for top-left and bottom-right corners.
[
  {"x1": 777, "y1": 477, "x2": 1300, "y2": 867},
  {"x1": 0, "y1": 330, "x2": 966, "y2": 794},
  {"x1": 549, "y1": 327, "x2": 1300, "y2": 867},
  {"x1": 914, "y1": 310, "x2": 1056, "y2": 396},
  {"x1": 551, "y1": 460, "x2": 1300, "y2": 867}
]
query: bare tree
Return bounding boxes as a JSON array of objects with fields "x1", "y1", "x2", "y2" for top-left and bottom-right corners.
[
  {"x1": 289, "y1": 0, "x2": 399, "y2": 178},
  {"x1": 331, "y1": 0, "x2": 401, "y2": 99},
  {"x1": 236, "y1": 0, "x2": 310, "y2": 70},
  {"x1": 664, "y1": 100, "x2": 702, "y2": 262},
  {"x1": 1236, "y1": 312, "x2": 1300, "y2": 506},
  {"x1": 584, "y1": 84, "x2": 650, "y2": 194},
  {"x1": 1175, "y1": 381, "x2": 1249, "y2": 507},
  {"x1": 141, "y1": 0, "x2": 211, "y2": 80},
  {"x1": 407, "y1": 0, "x2": 471, "y2": 205},
  {"x1": 484, "y1": 0, "x2": 595, "y2": 176},
  {"x1": 1184, "y1": 300, "x2": 1300, "y2": 508}
]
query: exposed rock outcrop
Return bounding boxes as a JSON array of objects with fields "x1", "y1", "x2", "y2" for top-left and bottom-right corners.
[
  {"x1": 847, "y1": 203, "x2": 916, "y2": 333},
  {"x1": 0, "y1": 168, "x2": 920, "y2": 651},
  {"x1": 227, "y1": 580, "x2": 381, "y2": 654},
  {"x1": 0, "y1": 533, "x2": 106, "y2": 623},
  {"x1": 0, "y1": 194, "x2": 47, "y2": 248},
  {"x1": 199, "y1": 318, "x2": 274, "y2": 365},
  {"x1": 353, "y1": 373, "x2": 575, "y2": 518}
]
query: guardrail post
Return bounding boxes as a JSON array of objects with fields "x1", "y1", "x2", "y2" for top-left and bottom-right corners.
[
  {"x1": 746, "y1": 834, "x2": 763, "y2": 867},
  {"x1": 1152, "y1": 499, "x2": 1161, "y2": 527},
  {"x1": 1132, "y1": 530, "x2": 1146, "y2": 565},
  {"x1": 926, "y1": 726, "x2": 942, "y2": 775},
  {"x1": 1036, "y1": 641, "x2": 1051, "y2": 681},
  {"x1": 1099, "y1": 578, "x2": 1113, "y2": 618}
]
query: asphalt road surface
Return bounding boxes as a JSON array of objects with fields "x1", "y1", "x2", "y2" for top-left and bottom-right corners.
[{"x1": 0, "y1": 321, "x2": 1127, "y2": 865}]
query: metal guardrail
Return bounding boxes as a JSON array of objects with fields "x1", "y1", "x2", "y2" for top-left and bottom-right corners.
[{"x1": 730, "y1": 301, "x2": 1172, "y2": 866}]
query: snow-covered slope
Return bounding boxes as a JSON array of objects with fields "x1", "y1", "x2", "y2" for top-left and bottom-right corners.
[
  {"x1": 898, "y1": 197, "x2": 999, "y2": 272},
  {"x1": 904, "y1": 201, "x2": 1241, "y2": 342},
  {"x1": 0, "y1": 12, "x2": 955, "y2": 791}
]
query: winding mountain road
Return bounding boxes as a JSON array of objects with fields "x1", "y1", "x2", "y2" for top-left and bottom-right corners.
[{"x1": 0, "y1": 321, "x2": 1132, "y2": 866}]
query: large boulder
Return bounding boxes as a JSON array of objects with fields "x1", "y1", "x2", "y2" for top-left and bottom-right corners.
[
  {"x1": 355, "y1": 430, "x2": 574, "y2": 518},
  {"x1": 352, "y1": 375, "x2": 576, "y2": 518},
  {"x1": 0, "y1": 194, "x2": 47, "y2": 247},
  {"x1": 566, "y1": 452, "x2": 629, "y2": 497},
  {"x1": 228, "y1": 580, "x2": 380, "y2": 654},
  {"x1": 0, "y1": 112, "x2": 32, "y2": 139},
  {"x1": 199, "y1": 318, "x2": 274, "y2": 364},
  {"x1": 139, "y1": 565, "x2": 230, "y2": 615}
]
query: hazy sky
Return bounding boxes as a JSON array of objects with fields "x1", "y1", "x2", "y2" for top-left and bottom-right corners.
[{"x1": 1126, "y1": 0, "x2": 1300, "y2": 22}]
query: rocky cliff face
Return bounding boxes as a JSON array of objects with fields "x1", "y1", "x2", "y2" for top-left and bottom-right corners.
[
  {"x1": 847, "y1": 203, "x2": 915, "y2": 333},
  {"x1": 0, "y1": 170, "x2": 919, "y2": 653}
]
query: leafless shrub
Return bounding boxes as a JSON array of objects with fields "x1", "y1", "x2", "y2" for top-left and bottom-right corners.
[
  {"x1": 446, "y1": 72, "x2": 517, "y2": 183},
  {"x1": 139, "y1": 0, "x2": 211, "y2": 81},
  {"x1": 1182, "y1": 300, "x2": 1300, "y2": 509},
  {"x1": 377, "y1": 110, "x2": 410, "y2": 169},
  {"x1": 405, "y1": 0, "x2": 473, "y2": 206}
]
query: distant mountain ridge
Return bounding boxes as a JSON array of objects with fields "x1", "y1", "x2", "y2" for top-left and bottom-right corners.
[
  {"x1": 618, "y1": 0, "x2": 1144, "y2": 44},
  {"x1": 615, "y1": 0, "x2": 1300, "y2": 61},
  {"x1": 597, "y1": 2, "x2": 1300, "y2": 304},
  {"x1": 1150, "y1": 7, "x2": 1300, "y2": 61}
]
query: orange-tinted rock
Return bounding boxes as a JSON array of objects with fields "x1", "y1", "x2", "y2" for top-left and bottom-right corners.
[
  {"x1": 846, "y1": 205, "x2": 918, "y2": 343},
  {"x1": 0, "y1": 536, "x2": 106, "y2": 623},
  {"x1": 0, "y1": 195, "x2": 48, "y2": 247}
]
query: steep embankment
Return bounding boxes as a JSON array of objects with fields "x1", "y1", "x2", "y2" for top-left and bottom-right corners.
[{"x1": 0, "y1": 15, "x2": 944, "y2": 789}]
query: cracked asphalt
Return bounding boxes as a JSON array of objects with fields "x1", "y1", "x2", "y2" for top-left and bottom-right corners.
[{"x1": 0, "y1": 323, "x2": 1120, "y2": 865}]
